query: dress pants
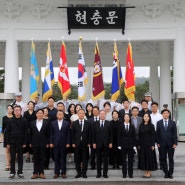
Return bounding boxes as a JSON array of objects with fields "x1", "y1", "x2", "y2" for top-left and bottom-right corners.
[
  {"x1": 10, "y1": 143, "x2": 24, "y2": 175},
  {"x1": 121, "y1": 148, "x2": 134, "y2": 176},
  {"x1": 54, "y1": 146, "x2": 67, "y2": 175},
  {"x1": 32, "y1": 146, "x2": 45, "y2": 174},
  {"x1": 160, "y1": 145, "x2": 175, "y2": 175},
  {"x1": 96, "y1": 146, "x2": 109, "y2": 176},
  {"x1": 75, "y1": 143, "x2": 89, "y2": 175},
  {"x1": 90, "y1": 146, "x2": 96, "y2": 168}
]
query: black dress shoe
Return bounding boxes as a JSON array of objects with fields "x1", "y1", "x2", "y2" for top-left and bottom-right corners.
[
  {"x1": 82, "y1": 174, "x2": 87, "y2": 178},
  {"x1": 168, "y1": 174, "x2": 173, "y2": 179},
  {"x1": 164, "y1": 174, "x2": 168, "y2": 178},
  {"x1": 103, "y1": 174, "x2": 108, "y2": 178},
  {"x1": 129, "y1": 175, "x2": 133, "y2": 178},
  {"x1": 96, "y1": 174, "x2": 101, "y2": 178},
  {"x1": 91, "y1": 167, "x2": 95, "y2": 170},
  {"x1": 75, "y1": 174, "x2": 81, "y2": 178},
  {"x1": 116, "y1": 165, "x2": 120, "y2": 169},
  {"x1": 123, "y1": 175, "x2": 126, "y2": 178}
]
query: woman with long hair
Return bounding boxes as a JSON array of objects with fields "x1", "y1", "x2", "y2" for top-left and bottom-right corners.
[
  {"x1": 138, "y1": 113, "x2": 158, "y2": 178},
  {"x1": 2, "y1": 105, "x2": 14, "y2": 171}
]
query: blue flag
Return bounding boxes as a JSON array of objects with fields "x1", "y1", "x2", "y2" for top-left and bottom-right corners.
[
  {"x1": 30, "y1": 41, "x2": 39, "y2": 100},
  {"x1": 42, "y1": 42, "x2": 55, "y2": 102},
  {"x1": 111, "y1": 41, "x2": 123, "y2": 101}
]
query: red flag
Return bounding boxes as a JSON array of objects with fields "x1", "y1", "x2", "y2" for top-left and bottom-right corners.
[
  {"x1": 92, "y1": 41, "x2": 105, "y2": 100},
  {"x1": 124, "y1": 42, "x2": 136, "y2": 101},
  {"x1": 58, "y1": 41, "x2": 71, "y2": 100}
]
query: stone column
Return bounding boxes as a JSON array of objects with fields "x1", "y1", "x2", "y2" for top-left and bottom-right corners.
[
  {"x1": 149, "y1": 63, "x2": 159, "y2": 103},
  {"x1": 4, "y1": 28, "x2": 19, "y2": 94},
  {"x1": 21, "y1": 42, "x2": 31, "y2": 103},
  {"x1": 159, "y1": 41, "x2": 171, "y2": 111},
  {"x1": 173, "y1": 28, "x2": 185, "y2": 93}
]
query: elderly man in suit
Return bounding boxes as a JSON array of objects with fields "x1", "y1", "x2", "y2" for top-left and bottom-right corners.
[
  {"x1": 92, "y1": 110, "x2": 113, "y2": 178},
  {"x1": 72, "y1": 109, "x2": 91, "y2": 178},
  {"x1": 156, "y1": 109, "x2": 177, "y2": 179},
  {"x1": 50, "y1": 110, "x2": 70, "y2": 179},
  {"x1": 29, "y1": 109, "x2": 50, "y2": 179}
]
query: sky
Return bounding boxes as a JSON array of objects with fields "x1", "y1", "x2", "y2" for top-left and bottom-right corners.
[
  {"x1": 41, "y1": 66, "x2": 150, "y2": 84},
  {"x1": 19, "y1": 66, "x2": 149, "y2": 83}
]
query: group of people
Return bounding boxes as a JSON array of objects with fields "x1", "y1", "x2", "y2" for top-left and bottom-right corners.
[{"x1": 1, "y1": 92, "x2": 177, "y2": 180}]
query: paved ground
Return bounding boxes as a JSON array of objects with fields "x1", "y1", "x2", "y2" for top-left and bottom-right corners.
[{"x1": 0, "y1": 142, "x2": 185, "y2": 183}]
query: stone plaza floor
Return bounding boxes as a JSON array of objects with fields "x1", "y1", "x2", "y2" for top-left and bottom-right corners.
[{"x1": 0, "y1": 142, "x2": 185, "y2": 183}]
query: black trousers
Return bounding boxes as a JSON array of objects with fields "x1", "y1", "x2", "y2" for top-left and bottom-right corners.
[
  {"x1": 53, "y1": 146, "x2": 67, "y2": 175},
  {"x1": 90, "y1": 146, "x2": 96, "y2": 168},
  {"x1": 96, "y1": 146, "x2": 109, "y2": 176},
  {"x1": 10, "y1": 143, "x2": 24, "y2": 174},
  {"x1": 75, "y1": 143, "x2": 89, "y2": 175},
  {"x1": 121, "y1": 148, "x2": 134, "y2": 176},
  {"x1": 160, "y1": 145, "x2": 175, "y2": 175},
  {"x1": 44, "y1": 147, "x2": 51, "y2": 168},
  {"x1": 110, "y1": 146, "x2": 121, "y2": 167},
  {"x1": 32, "y1": 146, "x2": 45, "y2": 174}
]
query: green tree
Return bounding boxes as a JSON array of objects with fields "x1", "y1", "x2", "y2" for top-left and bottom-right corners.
[{"x1": 135, "y1": 81, "x2": 149, "y2": 102}]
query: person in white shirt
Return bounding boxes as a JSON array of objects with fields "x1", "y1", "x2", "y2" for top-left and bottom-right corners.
[
  {"x1": 150, "y1": 102, "x2": 163, "y2": 130},
  {"x1": 150, "y1": 102, "x2": 163, "y2": 170}
]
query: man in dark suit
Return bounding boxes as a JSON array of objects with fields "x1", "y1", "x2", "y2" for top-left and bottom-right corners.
[
  {"x1": 50, "y1": 110, "x2": 70, "y2": 179},
  {"x1": 29, "y1": 109, "x2": 50, "y2": 179},
  {"x1": 92, "y1": 110, "x2": 113, "y2": 178},
  {"x1": 88, "y1": 106, "x2": 99, "y2": 169},
  {"x1": 72, "y1": 109, "x2": 91, "y2": 178},
  {"x1": 119, "y1": 100, "x2": 132, "y2": 122},
  {"x1": 6, "y1": 105, "x2": 28, "y2": 179},
  {"x1": 156, "y1": 109, "x2": 177, "y2": 179}
]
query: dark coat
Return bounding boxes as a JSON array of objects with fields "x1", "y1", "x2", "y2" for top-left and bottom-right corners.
[
  {"x1": 118, "y1": 123, "x2": 136, "y2": 149},
  {"x1": 92, "y1": 120, "x2": 113, "y2": 148},
  {"x1": 6, "y1": 116, "x2": 28, "y2": 145},
  {"x1": 156, "y1": 119, "x2": 177, "y2": 147},
  {"x1": 71, "y1": 120, "x2": 91, "y2": 147},
  {"x1": 29, "y1": 119, "x2": 50, "y2": 147},
  {"x1": 50, "y1": 119, "x2": 70, "y2": 148}
]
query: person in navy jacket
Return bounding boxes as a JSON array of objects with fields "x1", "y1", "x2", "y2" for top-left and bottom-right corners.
[
  {"x1": 50, "y1": 110, "x2": 70, "y2": 179},
  {"x1": 156, "y1": 109, "x2": 177, "y2": 179}
]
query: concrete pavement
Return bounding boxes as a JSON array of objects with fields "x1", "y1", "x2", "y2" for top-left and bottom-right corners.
[{"x1": 0, "y1": 142, "x2": 185, "y2": 183}]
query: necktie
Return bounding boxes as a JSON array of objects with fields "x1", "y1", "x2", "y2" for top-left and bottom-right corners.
[
  {"x1": 95, "y1": 117, "x2": 97, "y2": 122},
  {"x1": 80, "y1": 121, "x2": 83, "y2": 132},
  {"x1": 126, "y1": 125, "x2": 129, "y2": 132},
  {"x1": 101, "y1": 121, "x2": 104, "y2": 129},
  {"x1": 165, "y1": 121, "x2": 167, "y2": 131}
]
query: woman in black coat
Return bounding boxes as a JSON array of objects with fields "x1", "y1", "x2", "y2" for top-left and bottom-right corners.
[
  {"x1": 138, "y1": 113, "x2": 158, "y2": 178},
  {"x1": 2, "y1": 105, "x2": 14, "y2": 171},
  {"x1": 109, "y1": 110, "x2": 122, "y2": 169}
]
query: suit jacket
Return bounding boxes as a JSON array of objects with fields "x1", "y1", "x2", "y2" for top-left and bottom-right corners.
[
  {"x1": 29, "y1": 119, "x2": 50, "y2": 147},
  {"x1": 130, "y1": 116, "x2": 143, "y2": 139},
  {"x1": 72, "y1": 119, "x2": 91, "y2": 147},
  {"x1": 50, "y1": 119, "x2": 70, "y2": 148},
  {"x1": 92, "y1": 120, "x2": 113, "y2": 148},
  {"x1": 118, "y1": 109, "x2": 132, "y2": 122},
  {"x1": 156, "y1": 119, "x2": 177, "y2": 147},
  {"x1": 118, "y1": 123, "x2": 136, "y2": 149}
]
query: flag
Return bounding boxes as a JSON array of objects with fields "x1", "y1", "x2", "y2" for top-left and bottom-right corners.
[
  {"x1": 78, "y1": 38, "x2": 88, "y2": 101},
  {"x1": 58, "y1": 41, "x2": 71, "y2": 100},
  {"x1": 30, "y1": 41, "x2": 39, "y2": 100},
  {"x1": 124, "y1": 42, "x2": 136, "y2": 101},
  {"x1": 92, "y1": 41, "x2": 105, "y2": 100},
  {"x1": 111, "y1": 41, "x2": 124, "y2": 101},
  {"x1": 42, "y1": 42, "x2": 55, "y2": 102}
]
